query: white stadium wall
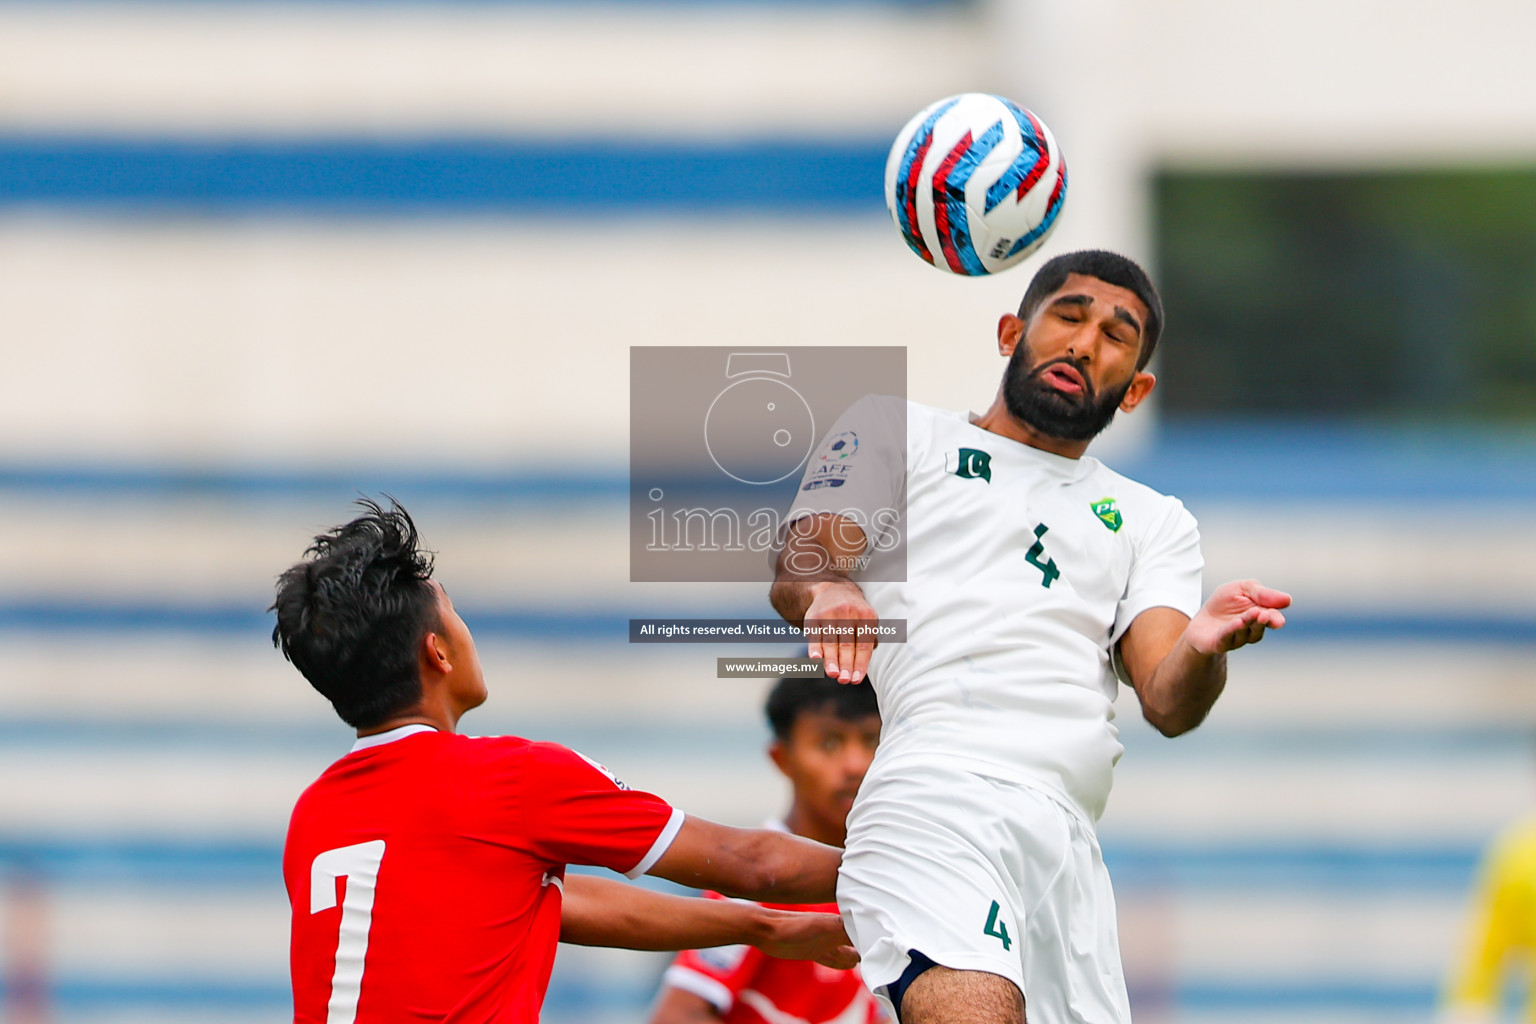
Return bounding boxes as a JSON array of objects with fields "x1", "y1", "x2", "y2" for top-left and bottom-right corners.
[
  {"x1": 5, "y1": 2, "x2": 1536, "y2": 467},
  {"x1": 0, "y1": 2, "x2": 1534, "y2": 1023},
  {"x1": 1000, "y1": 0, "x2": 1536, "y2": 172},
  {"x1": 0, "y1": 3, "x2": 1026, "y2": 469}
]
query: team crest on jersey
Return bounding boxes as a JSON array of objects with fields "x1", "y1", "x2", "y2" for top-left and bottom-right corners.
[
  {"x1": 1091, "y1": 497, "x2": 1123, "y2": 532},
  {"x1": 945, "y1": 447, "x2": 992, "y2": 482},
  {"x1": 574, "y1": 751, "x2": 630, "y2": 790}
]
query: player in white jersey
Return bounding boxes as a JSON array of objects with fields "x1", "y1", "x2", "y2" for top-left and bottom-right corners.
[{"x1": 770, "y1": 250, "x2": 1290, "y2": 1024}]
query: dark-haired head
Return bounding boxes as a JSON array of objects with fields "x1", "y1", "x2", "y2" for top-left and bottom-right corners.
[
  {"x1": 766, "y1": 673, "x2": 880, "y2": 741},
  {"x1": 765, "y1": 672, "x2": 880, "y2": 845},
  {"x1": 994, "y1": 249, "x2": 1164, "y2": 444},
  {"x1": 1017, "y1": 250, "x2": 1163, "y2": 370},
  {"x1": 271, "y1": 498, "x2": 443, "y2": 729}
]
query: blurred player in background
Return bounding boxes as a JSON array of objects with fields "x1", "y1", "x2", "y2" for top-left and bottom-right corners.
[
  {"x1": 773, "y1": 250, "x2": 1291, "y2": 1024},
  {"x1": 1441, "y1": 810, "x2": 1536, "y2": 1021},
  {"x1": 273, "y1": 500, "x2": 853, "y2": 1024},
  {"x1": 651, "y1": 674, "x2": 883, "y2": 1024}
]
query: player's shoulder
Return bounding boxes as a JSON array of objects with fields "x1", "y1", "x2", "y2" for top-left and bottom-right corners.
[
  {"x1": 838, "y1": 394, "x2": 956, "y2": 430},
  {"x1": 896, "y1": 401, "x2": 986, "y2": 461},
  {"x1": 285, "y1": 731, "x2": 522, "y2": 830},
  {"x1": 337, "y1": 731, "x2": 539, "y2": 778},
  {"x1": 842, "y1": 392, "x2": 910, "y2": 416},
  {"x1": 353, "y1": 736, "x2": 638, "y2": 800},
  {"x1": 831, "y1": 393, "x2": 914, "y2": 439},
  {"x1": 400, "y1": 730, "x2": 536, "y2": 761},
  {"x1": 521, "y1": 741, "x2": 638, "y2": 791},
  {"x1": 900, "y1": 398, "x2": 963, "y2": 428}
]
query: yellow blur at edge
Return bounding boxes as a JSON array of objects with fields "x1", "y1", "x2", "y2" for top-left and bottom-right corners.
[{"x1": 1445, "y1": 815, "x2": 1536, "y2": 1022}]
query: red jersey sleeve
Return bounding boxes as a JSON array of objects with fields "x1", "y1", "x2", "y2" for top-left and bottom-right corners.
[
  {"x1": 662, "y1": 893, "x2": 766, "y2": 1013},
  {"x1": 519, "y1": 742, "x2": 683, "y2": 878}
]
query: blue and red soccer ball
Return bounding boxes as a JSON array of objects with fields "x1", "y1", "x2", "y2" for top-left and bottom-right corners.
[{"x1": 885, "y1": 93, "x2": 1067, "y2": 277}]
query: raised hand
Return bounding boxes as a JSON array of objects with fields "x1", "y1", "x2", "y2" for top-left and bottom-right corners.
[
  {"x1": 1185, "y1": 579, "x2": 1291, "y2": 656},
  {"x1": 803, "y1": 580, "x2": 879, "y2": 684}
]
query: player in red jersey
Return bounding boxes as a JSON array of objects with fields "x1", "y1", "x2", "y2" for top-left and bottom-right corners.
[
  {"x1": 272, "y1": 500, "x2": 852, "y2": 1024},
  {"x1": 651, "y1": 674, "x2": 884, "y2": 1024}
]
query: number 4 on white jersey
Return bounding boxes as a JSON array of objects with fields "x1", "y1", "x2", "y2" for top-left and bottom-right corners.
[{"x1": 311, "y1": 840, "x2": 386, "y2": 1024}]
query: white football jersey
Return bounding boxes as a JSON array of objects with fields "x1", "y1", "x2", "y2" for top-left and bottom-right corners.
[{"x1": 787, "y1": 397, "x2": 1202, "y2": 822}]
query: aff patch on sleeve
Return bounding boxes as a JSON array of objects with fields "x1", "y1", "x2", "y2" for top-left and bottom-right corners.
[{"x1": 816, "y1": 431, "x2": 859, "y2": 463}]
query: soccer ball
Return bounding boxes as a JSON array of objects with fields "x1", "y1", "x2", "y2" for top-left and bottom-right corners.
[{"x1": 884, "y1": 93, "x2": 1067, "y2": 276}]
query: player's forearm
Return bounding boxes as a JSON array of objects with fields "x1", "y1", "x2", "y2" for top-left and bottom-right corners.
[
  {"x1": 559, "y1": 875, "x2": 777, "y2": 950},
  {"x1": 660, "y1": 828, "x2": 841, "y2": 903},
  {"x1": 769, "y1": 577, "x2": 844, "y2": 627},
  {"x1": 727, "y1": 830, "x2": 842, "y2": 903},
  {"x1": 1139, "y1": 634, "x2": 1227, "y2": 737},
  {"x1": 770, "y1": 515, "x2": 867, "y2": 626},
  {"x1": 649, "y1": 819, "x2": 842, "y2": 903}
]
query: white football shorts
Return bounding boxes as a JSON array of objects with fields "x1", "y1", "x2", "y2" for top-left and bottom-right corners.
[{"x1": 837, "y1": 758, "x2": 1131, "y2": 1024}]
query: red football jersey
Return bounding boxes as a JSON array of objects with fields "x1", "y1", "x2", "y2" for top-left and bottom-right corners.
[
  {"x1": 664, "y1": 856, "x2": 881, "y2": 1024},
  {"x1": 284, "y1": 725, "x2": 681, "y2": 1024}
]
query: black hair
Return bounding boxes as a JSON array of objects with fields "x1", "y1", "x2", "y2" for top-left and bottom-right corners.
[
  {"x1": 271, "y1": 498, "x2": 440, "y2": 730},
  {"x1": 1016, "y1": 250, "x2": 1165, "y2": 369},
  {"x1": 765, "y1": 674, "x2": 880, "y2": 741}
]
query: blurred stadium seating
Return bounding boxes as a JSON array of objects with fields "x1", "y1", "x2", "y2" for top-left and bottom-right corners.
[{"x1": 0, "y1": 1, "x2": 1534, "y2": 1023}]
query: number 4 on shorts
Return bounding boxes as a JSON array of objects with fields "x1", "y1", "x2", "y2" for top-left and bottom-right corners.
[{"x1": 983, "y1": 900, "x2": 1012, "y2": 950}]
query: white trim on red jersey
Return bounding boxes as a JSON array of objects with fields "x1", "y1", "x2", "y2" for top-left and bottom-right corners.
[
  {"x1": 349, "y1": 724, "x2": 438, "y2": 753},
  {"x1": 739, "y1": 987, "x2": 879, "y2": 1024},
  {"x1": 664, "y1": 963, "x2": 736, "y2": 1013},
  {"x1": 626, "y1": 807, "x2": 686, "y2": 879}
]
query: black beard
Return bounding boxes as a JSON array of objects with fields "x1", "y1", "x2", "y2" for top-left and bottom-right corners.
[{"x1": 1002, "y1": 347, "x2": 1132, "y2": 442}]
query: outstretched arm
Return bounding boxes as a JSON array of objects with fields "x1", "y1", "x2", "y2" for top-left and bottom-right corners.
[
  {"x1": 646, "y1": 816, "x2": 843, "y2": 904},
  {"x1": 1118, "y1": 579, "x2": 1291, "y2": 736},
  {"x1": 559, "y1": 875, "x2": 856, "y2": 968},
  {"x1": 769, "y1": 513, "x2": 879, "y2": 684}
]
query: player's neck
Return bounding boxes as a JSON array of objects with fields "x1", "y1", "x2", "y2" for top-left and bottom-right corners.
[
  {"x1": 971, "y1": 400, "x2": 1089, "y2": 460},
  {"x1": 355, "y1": 713, "x2": 449, "y2": 738},
  {"x1": 356, "y1": 676, "x2": 478, "y2": 738},
  {"x1": 783, "y1": 805, "x2": 846, "y2": 849},
  {"x1": 356, "y1": 693, "x2": 463, "y2": 738}
]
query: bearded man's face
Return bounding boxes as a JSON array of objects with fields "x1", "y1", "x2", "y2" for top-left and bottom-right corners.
[{"x1": 1002, "y1": 343, "x2": 1133, "y2": 442}]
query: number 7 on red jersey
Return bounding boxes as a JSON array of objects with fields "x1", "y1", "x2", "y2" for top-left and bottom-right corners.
[{"x1": 311, "y1": 840, "x2": 386, "y2": 1024}]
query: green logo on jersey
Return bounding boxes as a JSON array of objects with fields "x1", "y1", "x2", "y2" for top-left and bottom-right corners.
[
  {"x1": 1091, "y1": 497, "x2": 1123, "y2": 532},
  {"x1": 950, "y1": 448, "x2": 992, "y2": 483},
  {"x1": 983, "y1": 900, "x2": 1013, "y2": 950}
]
